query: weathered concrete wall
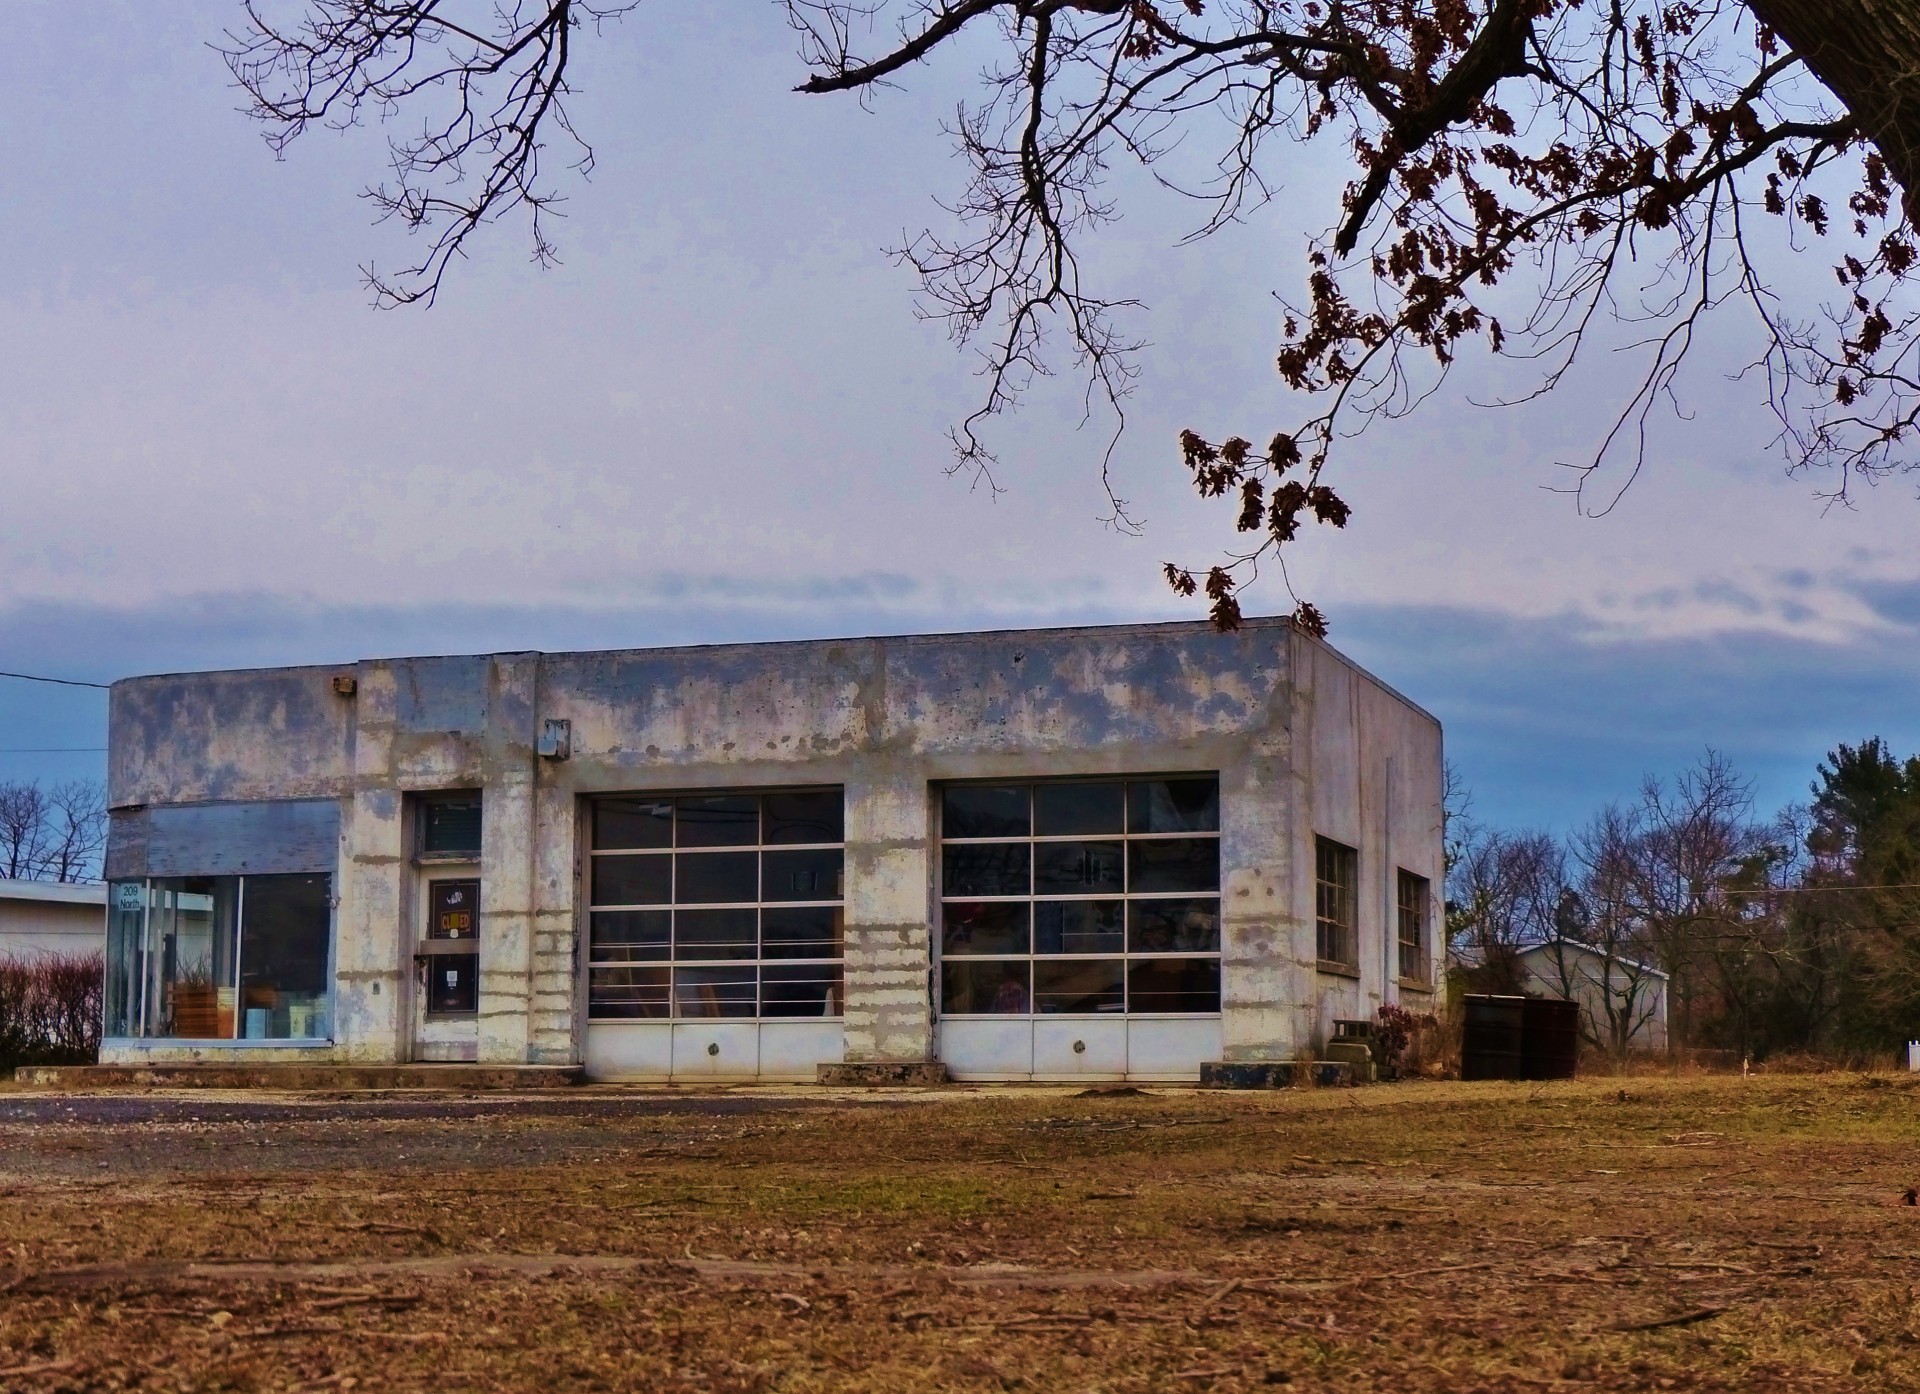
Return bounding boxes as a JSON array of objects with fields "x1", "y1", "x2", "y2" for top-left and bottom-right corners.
[
  {"x1": 99, "y1": 618, "x2": 1441, "y2": 1070},
  {"x1": 1288, "y1": 632, "x2": 1446, "y2": 1049}
]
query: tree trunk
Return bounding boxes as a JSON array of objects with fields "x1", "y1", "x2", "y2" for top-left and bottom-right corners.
[{"x1": 1745, "y1": 0, "x2": 1920, "y2": 219}]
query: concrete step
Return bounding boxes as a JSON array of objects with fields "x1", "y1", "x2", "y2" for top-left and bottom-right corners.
[{"x1": 11, "y1": 1063, "x2": 585, "y2": 1091}]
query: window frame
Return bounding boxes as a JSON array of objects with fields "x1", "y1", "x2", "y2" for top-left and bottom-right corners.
[
  {"x1": 583, "y1": 787, "x2": 846, "y2": 1023},
  {"x1": 935, "y1": 774, "x2": 1224, "y2": 1019},
  {"x1": 414, "y1": 790, "x2": 483, "y2": 863},
  {"x1": 1315, "y1": 835, "x2": 1359, "y2": 972},
  {"x1": 1396, "y1": 867, "x2": 1431, "y2": 984}
]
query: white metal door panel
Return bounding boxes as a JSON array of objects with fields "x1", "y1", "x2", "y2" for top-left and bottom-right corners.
[
  {"x1": 938, "y1": 1018, "x2": 1034, "y2": 1079},
  {"x1": 672, "y1": 1022, "x2": 761, "y2": 1078},
  {"x1": 583, "y1": 1022, "x2": 673, "y2": 1080},
  {"x1": 1032, "y1": 1018, "x2": 1128, "y2": 1078},
  {"x1": 1126, "y1": 1017, "x2": 1222, "y2": 1081},
  {"x1": 758, "y1": 1022, "x2": 844, "y2": 1080}
]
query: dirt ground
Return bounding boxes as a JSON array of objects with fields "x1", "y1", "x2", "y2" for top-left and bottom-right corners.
[{"x1": 3, "y1": 1074, "x2": 1920, "y2": 1392}]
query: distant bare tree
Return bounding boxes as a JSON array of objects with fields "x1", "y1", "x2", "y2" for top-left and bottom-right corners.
[
  {"x1": 1551, "y1": 804, "x2": 1668, "y2": 1055},
  {"x1": 1446, "y1": 823, "x2": 1564, "y2": 993},
  {"x1": 0, "y1": 780, "x2": 106, "y2": 884}
]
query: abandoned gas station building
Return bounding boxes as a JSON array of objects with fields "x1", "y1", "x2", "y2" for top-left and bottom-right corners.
[{"x1": 99, "y1": 619, "x2": 1443, "y2": 1082}]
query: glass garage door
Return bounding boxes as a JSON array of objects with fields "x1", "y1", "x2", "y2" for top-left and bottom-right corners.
[
  {"x1": 583, "y1": 789, "x2": 846, "y2": 1080},
  {"x1": 935, "y1": 776, "x2": 1223, "y2": 1080}
]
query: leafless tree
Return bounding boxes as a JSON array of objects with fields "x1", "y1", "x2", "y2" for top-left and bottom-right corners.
[
  {"x1": 1550, "y1": 803, "x2": 1668, "y2": 1054},
  {"x1": 1445, "y1": 822, "x2": 1563, "y2": 992},
  {"x1": 0, "y1": 780, "x2": 106, "y2": 884},
  {"x1": 222, "y1": 2, "x2": 1920, "y2": 630}
]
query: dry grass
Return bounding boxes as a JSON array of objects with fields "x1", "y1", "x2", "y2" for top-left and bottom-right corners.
[{"x1": 4, "y1": 1075, "x2": 1920, "y2": 1390}]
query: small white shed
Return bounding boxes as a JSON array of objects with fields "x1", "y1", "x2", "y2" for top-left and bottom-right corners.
[
  {"x1": 0, "y1": 879, "x2": 106, "y2": 961},
  {"x1": 1515, "y1": 939, "x2": 1669, "y2": 1053}
]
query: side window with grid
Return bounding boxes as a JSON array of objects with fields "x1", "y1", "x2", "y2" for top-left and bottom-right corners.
[
  {"x1": 1315, "y1": 836, "x2": 1358, "y2": 969},
  {"x1": 1397, "y1": 868, "x2": 1430, "y2": 982},
  {"x1": 587, "y1": 789, "x2": 844, "y2": 1020},
  {"x1": 938, "y1": 777, "x2": 1222, "y2": 1016}
]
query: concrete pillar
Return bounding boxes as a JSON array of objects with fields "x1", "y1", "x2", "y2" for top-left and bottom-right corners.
[
  {"x1": 1217, "y1": 753, "x2": 1306, "y2": 1061},
  {"x1": 840, "y1": 769, "x2": 934, "y2": 1063},
  {"x1": 335, "y1": 663, "x2": 407, "y2": 1063},
  {"x1": 476, "y1": 655, "x2": 540, "y2": 1064},
  {"x1": 527, "y1": 776, "x2": 580, "y2": 1064}
]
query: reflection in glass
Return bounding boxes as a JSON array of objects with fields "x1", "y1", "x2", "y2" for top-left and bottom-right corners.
[
  {"x1": 238, "y1": 874, "x2": 331, "y2": 1039},
  {"x1": 941, "y1": 902, "x2": 1030, "y2": 956},
  {"x1": 1033, "y1": 782, "x2": 1124, "y2": 836},
  {"x1": 426, "y1": 953, "x2": 479, "y2": 1015},
  {"x1": 762, "y1": 848, "x2": 842, "y2": 901},
  {"x1": 1127, "y1": 957, "x2": 1222, "y2": 1012},
  {"x1": 1034, "y1": 840, "x2": 1124, "y2": 895},
  {"x1": 588, "y1": 965, "x2": 670, "y2": 1018},
  {"x1": 761, "y1": 905, "x2": 843, "y2": 959},
  {"x1": 763, "y1": 790, "x2": 843, "y2": 845},
  {"x1": 761, "y1": 963, "x2": 843, "y2": 1016},
  {"x1": 593, "y1": 798, "x2": 673, "y2": 850},
  {"x1": 1128, "y1": 838, "x2": 1220, "y2": 894},
  {"x1": 941, "y1": 959, "x2": 1029, "y2": 1014},
  {"x1": 1128, "y1": 899, "x2": 1221, "y2": 953},
  {"x1": 675, "y1": 851, "x2": 758, "y2": 904},
  {"x1": 674, "y1": 966, "x2": 757, "y2": 1017},
  {"x1": 1034, "y1": 958, "x2": 1125, "y2": 1013},
  {"x1": 674, "y1": 908, "x2": 758, "y2": 960},
  {"x1": 592, "y1": 853, "x2": 671, "y2": 907},
  {"x1": 591, "y1": 910, "x2": 671, "y2": 962},
  {"x1": 943, "y1": 842, "x2": 1030, "y2": 897},
  {"x1": 1127, "y1": 779, "x2": 1220, "y2": 834},
  {"x1": 942, "y1": 785, "x2": 1030, "y2": 839},
  {"x1": 1035, "y1": 900, "x2": 1124, "y2": 955},
  {"x1": 676, "y1": 795, "x2": 759, "y2": 847}
]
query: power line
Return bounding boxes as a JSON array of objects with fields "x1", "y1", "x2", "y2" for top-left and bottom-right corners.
[
  {"x1": 0, "y1": 747, "x2": 106, "y2": 753},
  {"x1": 0, "y1": 669, "x2": 109, "y2": 690}
]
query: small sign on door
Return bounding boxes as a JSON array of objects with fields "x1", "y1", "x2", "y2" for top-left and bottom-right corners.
[{"x1": 429, "y1": 879, "x2": 480, "y2": 939}]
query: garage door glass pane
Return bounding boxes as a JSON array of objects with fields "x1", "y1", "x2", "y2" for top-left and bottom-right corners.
[
  {"x1": 1127, "y1": 779, "x2": 1220, "y2": 833},
  {"x1": 942, "y1": 902, "x2": 1030, "y2": 956},
  {"x1": 1035, "y1": 840, "x2": 1124, "y2": 895},
  {"x1": 1035, "y1": 900, "x2": 1124, "y2": 954},
  {"x1": 594, "y1": 798, "x2": 673, "y2": 850},
  {"x1": 943, "y1": 785, "x2": 1030, "y2": 838},
  {"x1": 677, "y1": 796, "x2": 760, "y2": 847},
  {"x1": 1034, "y1": 958, "x2": 1125, "y2": 1014},
  {"x1": 589, "y1": 966, "x2": 670, "y2": 1018},
  {"x1": 762, "y1": 848, "x2": 842, "y2": 901},
  {"x1": 1129, "y1": 838, "x2": 1220, "y2": 894},
  {"x1": 591, "y1": 910, "x2": 671, "y2": 962},
  {"x1": 674, "y1": 966, "x2": 757, "y2": 1017},
  {"x1": 590, "y1": 790, "x2": 844, "y2": 1021},
  {"x1": 593, "y1": 853, "x2": 671, "y2": 907},
  {"x1": 942, "y1": 959, "x2": 1029, "y2": 1014},
  {"x1": 761, "y1": 963, "x2": 842, "y2": 1017},
  {"x1": 1033, "y1": 782, "x2": 1124, "y2": 836},
  {"x1": 1128, "y1": 957, "x2": 1222, "y2": 1012},
  {"x1": 943, "y1": 842, "x2": 1030, "y2": 897},
  {"x1": 764, "y1": 790, "x2": 843, "y2": 845},
  {"x1": 762, "y1": 905, "x2": 842, "y2": 959},
  {"x1": 676, "y1": 851, "x2": 757, "y2": 904},
  {"x1": 675, "y1": 908, "x2": 757, "y2": 959},
  {"x1": 1128, "y1": 900, "x2": 1220, "y2": 953}
]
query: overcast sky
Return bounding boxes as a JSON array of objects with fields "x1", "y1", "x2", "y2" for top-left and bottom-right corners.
[{"x1": 1, "y1": 2, "x2": 1915, "y2": 833}]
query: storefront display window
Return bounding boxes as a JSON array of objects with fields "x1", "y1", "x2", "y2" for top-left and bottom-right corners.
[{"x1": 104, "y1": 874, "x2": 333, "y2": 1041}]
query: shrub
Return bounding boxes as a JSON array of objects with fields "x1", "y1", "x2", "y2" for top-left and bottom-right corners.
[{"x1": 0, "y1": 952, "x2": 103, "y2": 1074}]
